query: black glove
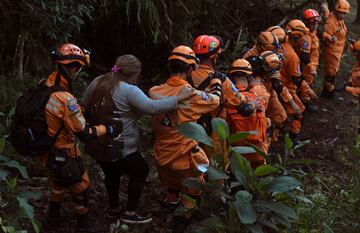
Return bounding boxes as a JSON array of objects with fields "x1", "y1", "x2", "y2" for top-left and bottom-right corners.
[
  {"x1": 336, "y1": 81, "x2": 352, "y2": 92},
  {"x1": 213, "y1": 71, "x2": 228, "y2": 82},
  {"x1": 106, "y1": 122, "x2": 123, "y2": 139},
  {"x1": 237, "y1": 103, "x2": 254, "y2": 117}
]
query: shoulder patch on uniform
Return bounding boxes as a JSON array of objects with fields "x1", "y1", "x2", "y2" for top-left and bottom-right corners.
[
  {"x1": 303, "y1": 40, "x2": 309, "y2": 49},
  {"x1": 67, "y1": 98, "x2": 79, "y2": 112},
  {"x1": 230, "y1": 82, "x2": 238, "y2": 92},
  {"x1": 200, "y1": 92, "x2": 209, "y2": 100}
]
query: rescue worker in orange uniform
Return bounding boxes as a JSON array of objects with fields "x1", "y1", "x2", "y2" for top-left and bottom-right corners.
[
  {"x1": 279, "y1": 31, "x2": 307, "y2": 145},
  {"x1": 189, "y1": 35, "x2": 246, "y2": 158},
  {"x1": 242, "y1": 31, "x2": 282, "y2": 59},
  {"x1": 285, "y1": 19, "x2": 319, "y2": 112},
  {"x1": 322, "y1": 0, "x2": 349, "y2": 97},
  {"x1": 343, "y1": 39, "x2": 360, "y2": 134},
  {"x1": 43, "y1": 43, "x2": 111, "y2": 232},
  {"x1": 150, "y1": 46, "x2": 220, "y2": 219},
  {"x1": 227, "y1": 59, "x2": 269, "y2": 167}
]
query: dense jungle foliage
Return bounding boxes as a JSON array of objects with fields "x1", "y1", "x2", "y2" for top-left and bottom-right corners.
[{"x1": 1, "y1": 0, "x2": 360, "y2": 233}]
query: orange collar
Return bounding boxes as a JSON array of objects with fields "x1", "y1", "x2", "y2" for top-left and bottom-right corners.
[
  {"x1": 199, "y1": 64, "x2": 214, "y2": 71},
  {"x1": 167, "y1": 75, "x2": 189, "y2": 86},
  {"x1": 45, "y1": 71, "x2": 69, "y2": 89}
]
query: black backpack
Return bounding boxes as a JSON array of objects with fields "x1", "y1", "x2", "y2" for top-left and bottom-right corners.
[{"x1": 10, "y1": 80, "x2": 67, "y2": 157}]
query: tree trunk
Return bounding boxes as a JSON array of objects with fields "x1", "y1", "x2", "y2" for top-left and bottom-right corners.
[{"x1": 17, "y1": 34, "x2": 25, "y2": 80}]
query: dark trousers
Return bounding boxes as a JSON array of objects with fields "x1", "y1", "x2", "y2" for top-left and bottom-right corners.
[{"x1": 97, "y1": 151, "x2": 149, "y2": 211}]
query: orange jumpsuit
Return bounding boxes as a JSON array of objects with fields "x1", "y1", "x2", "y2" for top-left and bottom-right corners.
[
  {"x1": 280, "y1": 42, "x2": 306, "y2": 134},
  {"x1": 227, "y1": 82, "x2": 268, "y2": 167},
  {"x1": 292, "y1": 34, "x2": 318, "y2": 103},
  {"x1": 345, "y1": 62, "x2": 360, "y2": 131},
  {"x1": 323, "y1": 12, "x2": 347, "y2": 91},
  {"x1": 303, "y1": 31, "x2": 320, "y2": 85},
  {"x1": 43, "y1": 71, "x2": 106, "y2": 215},
  {"x1": 150, "y1": 76, "x2": 220, "y2": 206},
  {"x1": 190, "y1": 64, "x2": 245, "y2": 156}
]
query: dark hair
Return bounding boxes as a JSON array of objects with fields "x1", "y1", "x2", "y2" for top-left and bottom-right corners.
[
  {"x1": 229, "y1": 71, "x2": 249, "y2": 81},
  {"x1": 87, "y1": 55, "x2": 142, "y2": 121},
  {"x1": 168, "y1": 60, "x2": 191, "y2": 74}
]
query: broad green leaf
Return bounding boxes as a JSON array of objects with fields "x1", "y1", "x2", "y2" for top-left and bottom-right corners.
[
  {"x1": 254, "y1": 165, "x2": 278, "y2": 177},
  {"x1": 31, "y1": 219, "x2": 40, "y2": 233},
  {"x1": 0, "y1": 137, "x2": 5, "y2": 154},
  {"x1": 231, "y1": 146, "x2": 256, "y2": 155},
  {"x1": 230, "y1": 154, "x2": 253, "y2": 180},
  {"x1": 211, "y1": 118, "x2": 229, "y2": 141},
  {"x1": 200, "y1": 216, "x2": 227, "y2": 230},
  {"x1": 206, "y1": 166, "x2": 229, "y2": 181},
  {"x1": 18, "y1": 191, "x2": 42, "y2": 201},
  {"x1": 284, "y1": 134, "x2": 293, "y2": 151},
  {"x1": 6, "y1": 176, "x2": 17, "y2": 190},
  {"x1": 183, "y1": 178, "x2": 204, "y2": 190},
  {"x1": 227, "y1": 131, "x2": 257, "y2": 145},
  {"x1": 245, "y1": 143, "x2": 268, "y2": 160},
  {"x1": 0, "y1": 169, "x2": 9, "y2": 181},
  {"x1": 178, "y1": 122, "x2": 213, "y2": 146},
  {"x1": 287, "y1": 158, "x2": 314, "y2": 165},
  {"x1": 16, "y1": 196, "x2": 34, "y2": 219},
  {"x1": 249, "y1": 224, "x2": 264, "y2": 233},
  {"x1": 263, "y1": 176, "x2": 300, "y2": 193},
  {"x1": 257, "y1": 216, "x2": 279, "y2": 231},
  {"x1": 234, "y1": 191, "x2": 256, "y2": 224},
  {"x1": 293, "y1": 140, "x2": 310, "y2": 150},
  {"x1": 254, "y1": 202, "x2": 297, "y2": 220},
  {"x1": 0, "y1": 154, "x2": 10, "y2": 161},
  {"x1": 4, "y1": 160, "x2": 29, "y2": 179},
  {"x1": 256, "y1": 176, "x2": 274, "y2": 191}
]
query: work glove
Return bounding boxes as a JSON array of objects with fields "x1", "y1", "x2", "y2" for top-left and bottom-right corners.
[
  {"x1": 105, "y1": 124, "x2": 122, "y2": 139},
  {"x1": 213, "y1": 71, "x2": 228, "y2": 82}
]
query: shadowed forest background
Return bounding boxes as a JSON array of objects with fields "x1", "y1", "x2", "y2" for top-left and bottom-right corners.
[{"x1": 1, "y1": 0, "x2": 360, "y2": 233}]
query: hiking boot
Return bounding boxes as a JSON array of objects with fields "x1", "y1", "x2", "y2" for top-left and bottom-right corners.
[
  {"x1": 121, "y1": 213, "x2": 152, "y2": 224},
  {"x1": 46, "y1": 202, "x2": 68, "y2": 226},
  {"x1": 165, "y1": 191, "x2": 181, "y2": 205},
  {"x1": 104, "y1": 206, "x2": 123, "y2": 219},
  {"x1": 77, "y1": 213, "x2": 107, "y2": 233}
]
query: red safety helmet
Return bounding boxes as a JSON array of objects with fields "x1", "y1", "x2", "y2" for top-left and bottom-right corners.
[
  {"x1": 302, "y1": 9, "x2": 321, "y2": 23},
  {"x1": 51, "y1": 43, "x2": 90, "y2": 67},
  {"x1": 193, "y1": 35, "x2": 222, "y2": 58}
]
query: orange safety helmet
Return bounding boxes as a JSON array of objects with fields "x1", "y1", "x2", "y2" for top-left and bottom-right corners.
[
  {"x1": 285, "y1": 19, "x2": 309, "y2": 37},
  {"x1": 51, "y1": 43, "x2": 90, "y2": 67},
  {"x1": 229, "y1": 59, "x2": 252, "y2": 75},
  {"x1": 168, "y1": 45, "x2": 200, "y2": 65},
  {"x1": 302, "y1": 9, "x2": 321, "y2": 23},
  {"x1": 335, "y1": 0, "x2": 350, "y2": 13},
  {"x1": 260, "y1": 51, "x2": 282, "y2": 73},
  {"x1": 266, "y1": 26, "x2": 287, "y2": 43},
  {"x1": 193, "y1": 35, "x2": 222, "y2": 57},
  {"x1": 257, "y1": 31, "x2": 281, "y2": 51},
  {"x1": 350, "y1": 39, "x2": 360, "y2": 55}
]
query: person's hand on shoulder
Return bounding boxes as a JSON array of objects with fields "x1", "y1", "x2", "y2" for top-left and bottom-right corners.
[{"x1": 176, "y1": 86, "x2": 196, "y2": 102}]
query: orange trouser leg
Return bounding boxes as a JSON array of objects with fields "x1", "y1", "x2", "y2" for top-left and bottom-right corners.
[
  {"x1": 157, "y1": 164, "x2": 203, "y2": 197},
  {"x1": 50, "y1": 171, "x2": 90, "y2": 215}
]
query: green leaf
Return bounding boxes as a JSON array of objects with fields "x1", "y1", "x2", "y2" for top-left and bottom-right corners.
[
  {"x1": 231, "y1": 146, "x2": 256, "y2": 154},
  {"x1": 16, "y1": 196, "x2": 34, "y2": 219},
  {"x1": 0, "y1": 137, "x2": 5, "y2": 154},
  {"x1": 200, "y1": 216, "x2": 227, "y2": 230},
  {"x1": 284, "y1": 134, "x2": 293, "y2": 151},
  {"x1": 18, "y1": 191, "x2": 42, "y2": 201},
  {"x1": 254, "y1": 165, "x2": 278, "y2": 177},
  {"x1": 177, "y1": 122, "x2": 213, "y2": 146},
  {"x1": 227, "y1": 131, "x2": 257, "y2": 144},
  {"x1": 211, "y1": 118, "x2": 229, "y2": 141},
  {"x1": 4, "y1": 160, "x2": 29, "y2": 179},
  {"x1": 230, "y1": 154, "x2": 253, "y2": 185},
  {"x1": 257, "y1": 216, "x2": 279, "y2": 231},
  {"x1": 0, "y1": 169, "x2": 9, "y2": 181},
  {"x1": 254, "y1": 202, "x2": 297, "y2": 221},
  {"x1": 0, "y1": 154, "x2": 9, "y2": 161},
  {"x1": 31, "y1": 219, "x2": 40, "y2": 233},
  {"x1": 249, "y1": 224, "x2": 264, "y2": 233},
  {"x1": 287, "y1": 158, "x2": 314, "y2": 165},
  {"x1": 206, "y1": 166, "x2": 229, "y2": 181},
  {"x1": 263, "y1": 176, "x2": 300, "y2": 193},
  {"x1": 234, "y1": 191, "x2": 257, "y2": 224},
  {"x1": 183, "y1": 178, "x2": 204, "y2": 190},
  {"x1": 245, "y1": 143, "x2": 268, "y2": 160},
  {"x1": 6, "y1": 176, "x2": 17, "y2": 190},
  {"x1": 293, "y1": 140, "x2": 310, "y2": 150}
]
